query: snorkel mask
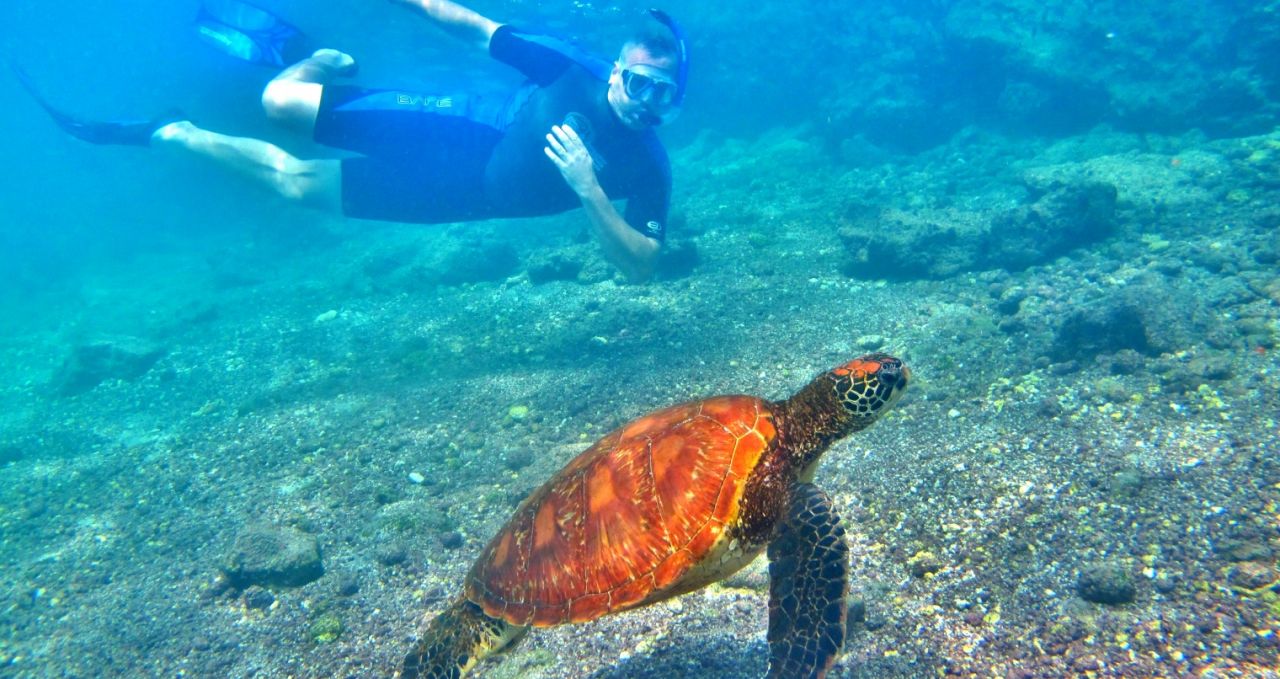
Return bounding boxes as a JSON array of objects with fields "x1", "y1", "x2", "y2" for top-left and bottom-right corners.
[{"x1": 635, "y1": 8, "x2": 688, "y2": 126}]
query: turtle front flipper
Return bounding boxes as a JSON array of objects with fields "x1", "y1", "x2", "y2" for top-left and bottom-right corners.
[
  {"x1": 401, "y1": 597, "x2": 527, "y2": 679},
  {"x1": 765, "y1": 482, "x2": 850, "y2": 679}
]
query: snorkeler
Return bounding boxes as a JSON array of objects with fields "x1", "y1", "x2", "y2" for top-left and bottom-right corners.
[{"x1": 15, "y1": 0, "x2": 688, "y2": 282}]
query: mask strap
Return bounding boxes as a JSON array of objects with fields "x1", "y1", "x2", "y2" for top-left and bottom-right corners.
[{"x1": 646, "y1": 9, "x2": 688, "y2": 109}]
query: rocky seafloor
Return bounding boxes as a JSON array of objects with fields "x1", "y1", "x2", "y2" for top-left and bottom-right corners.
[{"x1": 1, "y1": 120, "x2": 1278, "y2": 679}]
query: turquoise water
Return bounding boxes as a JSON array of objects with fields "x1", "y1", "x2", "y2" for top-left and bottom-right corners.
[{"x1": 1, "y1": 2, "x2": 1278, "y2": 677}]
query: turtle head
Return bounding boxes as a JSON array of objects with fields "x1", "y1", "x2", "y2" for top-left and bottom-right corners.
[
  {"x1": 825, "y1": 353, "x2": 909, "y2": 430},
  {"x1": 779, "y1": 353, "x2": 909, "y2": 473}
]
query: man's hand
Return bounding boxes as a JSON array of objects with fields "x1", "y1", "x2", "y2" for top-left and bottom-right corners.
[{"x1": 544, "y1": 124, "x2": 600, "y2": 197}]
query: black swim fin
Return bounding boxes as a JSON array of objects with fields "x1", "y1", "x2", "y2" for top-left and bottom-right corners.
[
  {"x1": 195, "y1": 0, "x2": 311, "y2": 67},
  {"x1": 12, "y1": 64, "x2": 184, "y2": 147}
]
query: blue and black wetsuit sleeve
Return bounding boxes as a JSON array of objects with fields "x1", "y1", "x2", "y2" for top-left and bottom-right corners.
[
  {"x1": 623, "y1": 135, "x2": 672, "y2": 243},
  {"x1": 489, "y1": 24, "x2": 611, "y2": 85}
]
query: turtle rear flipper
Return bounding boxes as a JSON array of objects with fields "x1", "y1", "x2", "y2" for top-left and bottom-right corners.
[
  {"x1": 766, "y1": 482, "x2": 850, "y2": 679},
  {"x1": 401, "y1": 598, "x2": 527, "y2": 678}
]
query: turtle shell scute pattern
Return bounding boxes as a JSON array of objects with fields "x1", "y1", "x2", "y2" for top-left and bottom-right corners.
[{"x1": 465, "y1": 395, "x2": 778, "y2": 627}]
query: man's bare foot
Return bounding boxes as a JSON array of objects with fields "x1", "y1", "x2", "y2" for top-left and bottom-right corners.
[{"x1": 152, "y1": 120, "x2": 196, "y2": 144}]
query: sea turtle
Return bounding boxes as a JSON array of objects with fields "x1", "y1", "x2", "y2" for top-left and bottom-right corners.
[{"x1": 401, "y1": 353, "x2": 909, "y2": 678}]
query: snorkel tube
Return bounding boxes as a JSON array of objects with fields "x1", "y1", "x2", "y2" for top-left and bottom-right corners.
[{"x1": 646, "y1": 8, "x2": 689, "y2": 123}]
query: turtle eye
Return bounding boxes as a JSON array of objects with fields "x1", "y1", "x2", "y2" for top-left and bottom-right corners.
[{"x1": 876, "y1": 359, "x2": 908, "y2": 391}]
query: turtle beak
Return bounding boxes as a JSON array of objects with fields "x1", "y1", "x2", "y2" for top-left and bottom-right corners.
[{"x1": 894, "y1": 365, "x2": 911, "y2": 389}]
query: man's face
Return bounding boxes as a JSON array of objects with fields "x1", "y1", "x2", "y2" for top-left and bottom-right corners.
[{"x1": 607, "y1": 45, "x2": 678, "y2": 130}]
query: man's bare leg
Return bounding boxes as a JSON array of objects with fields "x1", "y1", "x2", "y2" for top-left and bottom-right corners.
[
  {"x1": 141, "y1": 48, "x2": 357, "y2": 213},
  {"x1": 16, "y1": 47, "x2": 351, "y2": 211},
  {"x1": 261, "y1": 48, "x2": 358, "y2": 132},
  {"x1": 151, "y1": 121, "x2": 342, "y2": 212}
]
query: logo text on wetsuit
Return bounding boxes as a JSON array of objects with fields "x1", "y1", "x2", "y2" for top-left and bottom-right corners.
[{"x1": 396, "y1": 94, "x2": 454, "y2": 108}]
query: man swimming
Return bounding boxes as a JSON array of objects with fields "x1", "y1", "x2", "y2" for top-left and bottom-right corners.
[{"x1": 17, "y1": 0, "x2": 688, "y2": 282}]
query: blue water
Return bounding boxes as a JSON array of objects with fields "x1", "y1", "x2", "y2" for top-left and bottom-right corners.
[{"x1": 1, "y1": 1, "x2": 1278, "y2": 677}]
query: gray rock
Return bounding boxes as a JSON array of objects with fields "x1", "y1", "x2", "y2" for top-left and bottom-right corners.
[
  {"x1": 527, "y1": 250, "x2": 585, "y2": 284},
  {"x1": 1183, "y1": 355, "x2": 1235, "y2": 382},
  {"x1": 1216, "y1": 539, "x2": 1272, "y2": 563},
  {"x1": 53, "y1": 336, "x2": 166, "y2": 396},
  {"x1": 398, "y1": 239, "x2": 519, "y2": 288},
  {"x1": 856, "y1": 334, "x2": 887, "y2": 351},
  {"x1": 375, "y1": 542, "x2": 409, "y2": 567},
  {"x1": 985, "y1": 181, "x2": 1117, "y2": 270},
  {"x1": 242, "y1": 586, "x2": 275, "y2": 610},
  {"x1": 654, "y1": 239, "x2": 699, "y2": 280},
  {"x1": 1047, "y1": 271, "x2": 1223, "y2": 366},
  {"x1": 1227, "y1": 561, "x2": 1275, "y2": 590},
  {"x1": 335, "y1": 574, "x2": 360, "y2": 597},
  {"x1": 1076, "y1": 562, "x2": 1136, "y2": 605},
  {"x1": 1051, "y1": 298, "x2": 1151, "y2": 362},
  {"x1": 838, "y1": 206, "x2": 984, "y2": 280},
  {"x1": 434, "y1": 240, "x2": 519, "y2": 286},
  {"x1": 222, "y1": 525, "x2": 324, "y2": 587},
  {"x1": 1049, "y1": 277, "x2": 1210, "y2": 363},
  {"x1": 1106, "y1": 349, "x2": 1146, "y2": 376},
  {"x1": 838, "y1": 181, "x2": 1116, "y2": 280}
]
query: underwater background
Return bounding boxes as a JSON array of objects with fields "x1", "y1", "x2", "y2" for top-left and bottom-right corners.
[{"x1": 2, "y1": 0, "x2": 1279, "y2": 676}]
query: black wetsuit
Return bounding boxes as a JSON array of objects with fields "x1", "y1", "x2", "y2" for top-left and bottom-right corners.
[{"x1": 312, "y1": 25, "x2": 670, "y2": 241}]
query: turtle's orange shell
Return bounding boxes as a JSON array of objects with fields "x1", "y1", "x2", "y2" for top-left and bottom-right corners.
[{"x1": 465, "y1": 395, "x2": 778, "y2": 627}]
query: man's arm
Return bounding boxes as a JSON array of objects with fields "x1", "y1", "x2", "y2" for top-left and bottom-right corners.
[
  {"x1": 578, "y1": 184, "x2": 661, "y2": 282},
  {"x1": 389, "y1": 0, "x2": 500, "y2": 50},
  {"x1": 546, "y1": 125, "x2": 661, "y2": 282}
]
